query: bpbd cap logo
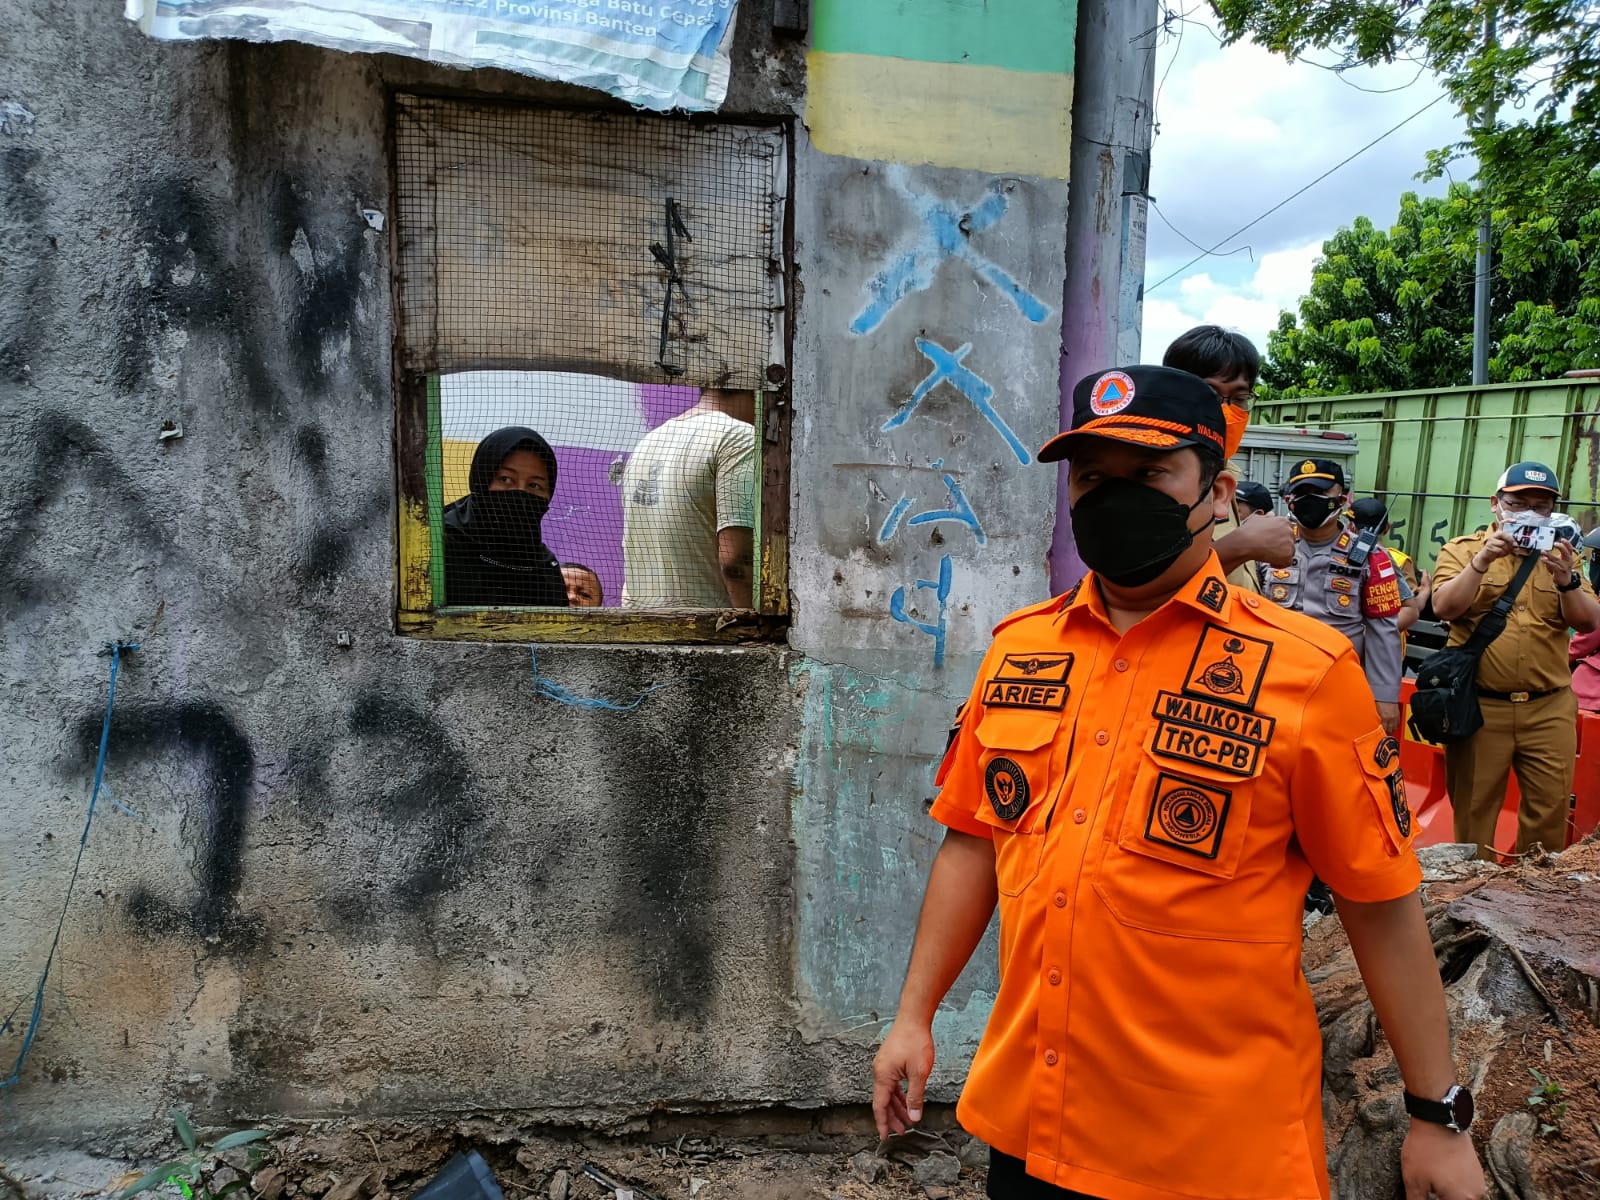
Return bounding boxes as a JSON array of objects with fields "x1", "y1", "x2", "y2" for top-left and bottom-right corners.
[{"x1": 1089, "y1": 371, "x2": 1136, "y2": 416}]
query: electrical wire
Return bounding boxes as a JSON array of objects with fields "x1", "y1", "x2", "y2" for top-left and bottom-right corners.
[{"x1": 1146, "y1": 91, "x2": 1451, "y2": 295}]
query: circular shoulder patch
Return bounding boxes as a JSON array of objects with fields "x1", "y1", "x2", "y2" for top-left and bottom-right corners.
[
  {"x1": 984, "y1": 756, "x2": 1030, "y2": 821},
  {"x1": 1089, "y1": 370, "x2": 1136, "y2": 416}
]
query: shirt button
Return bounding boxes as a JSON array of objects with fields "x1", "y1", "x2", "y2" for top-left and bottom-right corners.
[
  {"x1": 1073, "y1": 808, "x2": 1087, "y2": 824},
  {"x1": 1053, "y1": 891, "x2": 1067, "y2": 908},
  {"x1": 1044, "y1": 1049, "x2": 1059, "y2": 1066},
  {"x1": 1094, "y1": 729, "x2": 1109, "y2": 745},
  {"x1": 1245, "y1": 596, "x2": 1260, "y2": 609},
  {"x1": 1114, "y1": 658, "x2": 1130, "y2": 672},
  {"x1": 1048, "y1": 968, "x2": 1062, "y2": 986}
]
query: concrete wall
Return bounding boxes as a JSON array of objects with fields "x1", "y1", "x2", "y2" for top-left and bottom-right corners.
[{"x1": 0, "y1": 0, "x2": 1070, "y2": 1140}]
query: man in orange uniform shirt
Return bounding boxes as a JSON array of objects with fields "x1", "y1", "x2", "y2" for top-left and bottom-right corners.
[{"x1": 872, "y1": 366, "x2": 1484, "y2": 1200}]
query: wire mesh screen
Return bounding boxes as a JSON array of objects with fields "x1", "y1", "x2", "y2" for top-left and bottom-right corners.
[
  {"x1": 392, "y1": 94, "x2": 787, "y2": 385},
  {"x1": 429, "y1": 373, "x2": 760, "y2": 610},
  {"x1": 393, "y1": 95, "x2": 786, "y2": 613}
]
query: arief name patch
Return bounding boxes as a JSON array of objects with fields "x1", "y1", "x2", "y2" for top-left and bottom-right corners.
[{"x1": 983, "y1": 652, "x2": 1074, "y2": 711}]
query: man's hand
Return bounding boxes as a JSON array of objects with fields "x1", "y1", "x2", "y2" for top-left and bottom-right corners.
[
  {"x1": 1417, "y1": 570, "x2": 1432, "y2": 604},
  {"x1": 1216, "y1": 513, "x2": 1295, "y2": 572},
  {"x1": 1377, "y1": 701, "x2": 1401, "y2": 736},
  {"x1": 1476, "y1": 530, "x2": 1517, "y2": 567},
  {"x1": 1401, "y1": 1122, "x2": 1486, "y2": 1200},
  {"x1": 1540, "y1": 539, "x2": 1577, "y2": 586},
  {"x1": 872, "y1": 1021, "x2": 935, "y2": 1138}
]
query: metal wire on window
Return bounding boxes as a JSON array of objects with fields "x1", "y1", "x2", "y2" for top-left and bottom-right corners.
[{"x1": 391, "y1": 95, "x2": 785, "y2": 612}]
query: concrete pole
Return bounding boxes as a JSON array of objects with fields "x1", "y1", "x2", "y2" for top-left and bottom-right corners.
[
  {"x1": 1049, "y1": 0, "x2": 1159, "y2": 592},
  {"x1": 1471, "y1": 3, "x2": 1496, "y2": 386}
]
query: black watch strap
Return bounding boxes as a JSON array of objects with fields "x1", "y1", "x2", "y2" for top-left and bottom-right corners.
[
  {"x1": 1558, "y1": 574, "x2": 1584, "y2": 592},
  {"x1": 1404, "y1": 1086, "x2": 1474, "y2": 1133}
]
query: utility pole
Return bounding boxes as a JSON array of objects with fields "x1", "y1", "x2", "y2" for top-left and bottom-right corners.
[
  {"x1": 1472, "y1": 3, "x2": 1496, "y2": 385},
  {"x1": 1050, "y1": 0, "x2": 1160, "y2": 592}
]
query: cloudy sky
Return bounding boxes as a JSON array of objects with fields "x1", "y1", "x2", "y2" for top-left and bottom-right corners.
[{"x1": 1139, "y1": 11, "x2": 1473, "y2": 366}]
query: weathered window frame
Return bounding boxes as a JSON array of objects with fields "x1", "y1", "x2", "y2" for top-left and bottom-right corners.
[{"x1": 388, "y1": 91, "x2": 793, "y2": 644}]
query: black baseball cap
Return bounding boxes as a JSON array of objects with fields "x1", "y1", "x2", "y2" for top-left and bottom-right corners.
[
  {"x1": 1236, "y1": 481, "x2": 1274, "y2": 513},
  {"x1": 1039, "y1": 365, "x2": 1224, "y2": 463},
  {"x1": 1349, "y1": 497, "x2": 1390, "y2": 530},
  {"x1": 1285, "y1": 457, "x2": 1347, "y2": 494}
]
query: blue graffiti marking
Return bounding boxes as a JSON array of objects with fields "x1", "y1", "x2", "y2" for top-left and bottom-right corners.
[
  {"x1": 850, "y1": 172, "x2": 1052, "y2": 337},
  {"x1": 889, "y1": 554, "x2": 953, "y2": 668},
  {"x1": 878, "y1": 474, "x2": 986, "y2": 546},
  {"x1": 877, "y1": 495, "x2": 914, "y2": 544},
  {"x1": 883, "y1": 338, "x2": 1032, "y2": 466}
]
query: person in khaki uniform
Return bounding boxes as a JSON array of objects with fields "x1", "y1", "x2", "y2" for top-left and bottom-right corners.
[{"x1": 1431, "y1": 462, "x2": 1600, "y2": 857}]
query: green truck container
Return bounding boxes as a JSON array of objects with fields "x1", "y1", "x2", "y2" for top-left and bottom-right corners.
[{"x1": 1253, "y1": 377, "x2": 1600, "y2": 571}]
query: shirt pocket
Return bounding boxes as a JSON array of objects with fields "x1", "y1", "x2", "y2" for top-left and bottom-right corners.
[
  {"x1": 971, "y1": 708, "x2": 1059, "y2": 897},
  {"x1": 1092, "y1": 751, "x2": 1285, "y2": 942},
  {"x1": 1264, "y1": 566, "x2": 1297, "y2": 605}
]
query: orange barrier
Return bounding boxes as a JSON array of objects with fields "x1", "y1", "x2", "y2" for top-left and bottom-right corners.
[{"x1": 1398, "y1": 678, "x2": 1598, "y2": 853}]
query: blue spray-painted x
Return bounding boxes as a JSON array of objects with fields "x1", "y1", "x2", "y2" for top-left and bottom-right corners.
[
  {"x1": 883, "y1": 338, "x2": 1032, "y2": 466},
  {"x1": 851, "y1": 169, "x2": 1053, "y2": 337}
]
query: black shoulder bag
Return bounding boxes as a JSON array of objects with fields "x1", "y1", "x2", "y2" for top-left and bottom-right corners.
[{"x1": 1407, "y1": 552, "x2": 1541, "y2": 744}]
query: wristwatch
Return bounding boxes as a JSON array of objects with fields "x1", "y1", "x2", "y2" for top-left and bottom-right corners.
[
  {"x1": 1404, "y1": 1085, "x2": 1475, "y2": 1133},
  {"x1": 1558, "y1": 574, "x2": 1584, "y2": 592}
]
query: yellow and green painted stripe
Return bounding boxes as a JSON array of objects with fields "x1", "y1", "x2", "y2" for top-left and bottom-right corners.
[{"x1": 807, "y1": 0, "x2": 1077, "y2": 179}]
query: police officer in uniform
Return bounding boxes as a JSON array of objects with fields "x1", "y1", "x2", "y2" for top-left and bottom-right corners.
[
  {"x1": 872, "y1": 366, "x2": 1484, "y2": 1200},
  {"x1": 1261, "y1": 459, "x2": 1406, "y2": 734},
  {"x1": 1431, "y1": 462, "x2": 1600, "y2": 856}
]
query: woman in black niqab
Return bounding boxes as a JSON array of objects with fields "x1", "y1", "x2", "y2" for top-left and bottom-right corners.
[{"x1": 441, "y1": 427, "x2": 569, "y2": 607}]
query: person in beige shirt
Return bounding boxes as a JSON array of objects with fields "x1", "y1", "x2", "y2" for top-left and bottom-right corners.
[
  {"x1": 621, "y1": 389, "x2": 756, "y2": 609},
  {"x1": 1430, "y1": 461, "x2": 1600, "y2": 857}
]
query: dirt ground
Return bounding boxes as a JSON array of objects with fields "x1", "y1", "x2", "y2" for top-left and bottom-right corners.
[{"x1": 1, "y1": 1110, "x2": 990, "y2": 1200}]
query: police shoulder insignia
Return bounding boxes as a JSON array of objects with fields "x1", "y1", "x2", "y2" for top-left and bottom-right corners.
[
  {"x1": 985, "y1": 757, "x2": 1029, "y2": 820},
  {"x1": 1197, "y1": 577, "x2": 1227, "y2": 613},
  {"x1": 1146, "y1": 772, "x2": 1231, "y2": 859}
]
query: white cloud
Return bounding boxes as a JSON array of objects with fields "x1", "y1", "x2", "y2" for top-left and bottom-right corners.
[
  {"x1": 1141, "y1": 240, "x2": 1325, "y2": 364},
  {"x1": 1138, "y1": 12, "x2": 1471, "y2": 367}
]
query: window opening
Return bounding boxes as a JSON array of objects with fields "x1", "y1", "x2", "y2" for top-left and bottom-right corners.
[{"x1": 391, "y1": 94, "x2": 790, "y2": 642}]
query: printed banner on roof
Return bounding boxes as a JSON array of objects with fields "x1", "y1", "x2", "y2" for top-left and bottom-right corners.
[{"x1": 122, "y1": 0, "x2": 738, "y2": 112}]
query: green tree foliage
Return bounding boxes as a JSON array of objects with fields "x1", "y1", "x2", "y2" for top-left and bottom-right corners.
[
  {"x1": 1209, "y1": 1, "x2": 1600, "y2": 197},
  {"x1": 1262, "y1": 137, "x2": 1600, "y2": 397}
]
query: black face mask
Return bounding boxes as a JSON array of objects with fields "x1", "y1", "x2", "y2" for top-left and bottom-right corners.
[
  {"x1": 467, "y1": 489, "x2": 551, "y2": 563},
  {"x1": 1072, "y1": 477, "x2": 1211, "y2": 588},
  {"x1": 1289, "y1": 493, "x2": 1340, "y2": 530}
]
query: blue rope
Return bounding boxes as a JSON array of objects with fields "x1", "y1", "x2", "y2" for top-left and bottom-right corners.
[
  {"x1": 1, "y1": 640, "x2": 136, "y2": 1089},
  {"x1": 528, "y1": 646, "x2": 675, "y2": 712}
]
